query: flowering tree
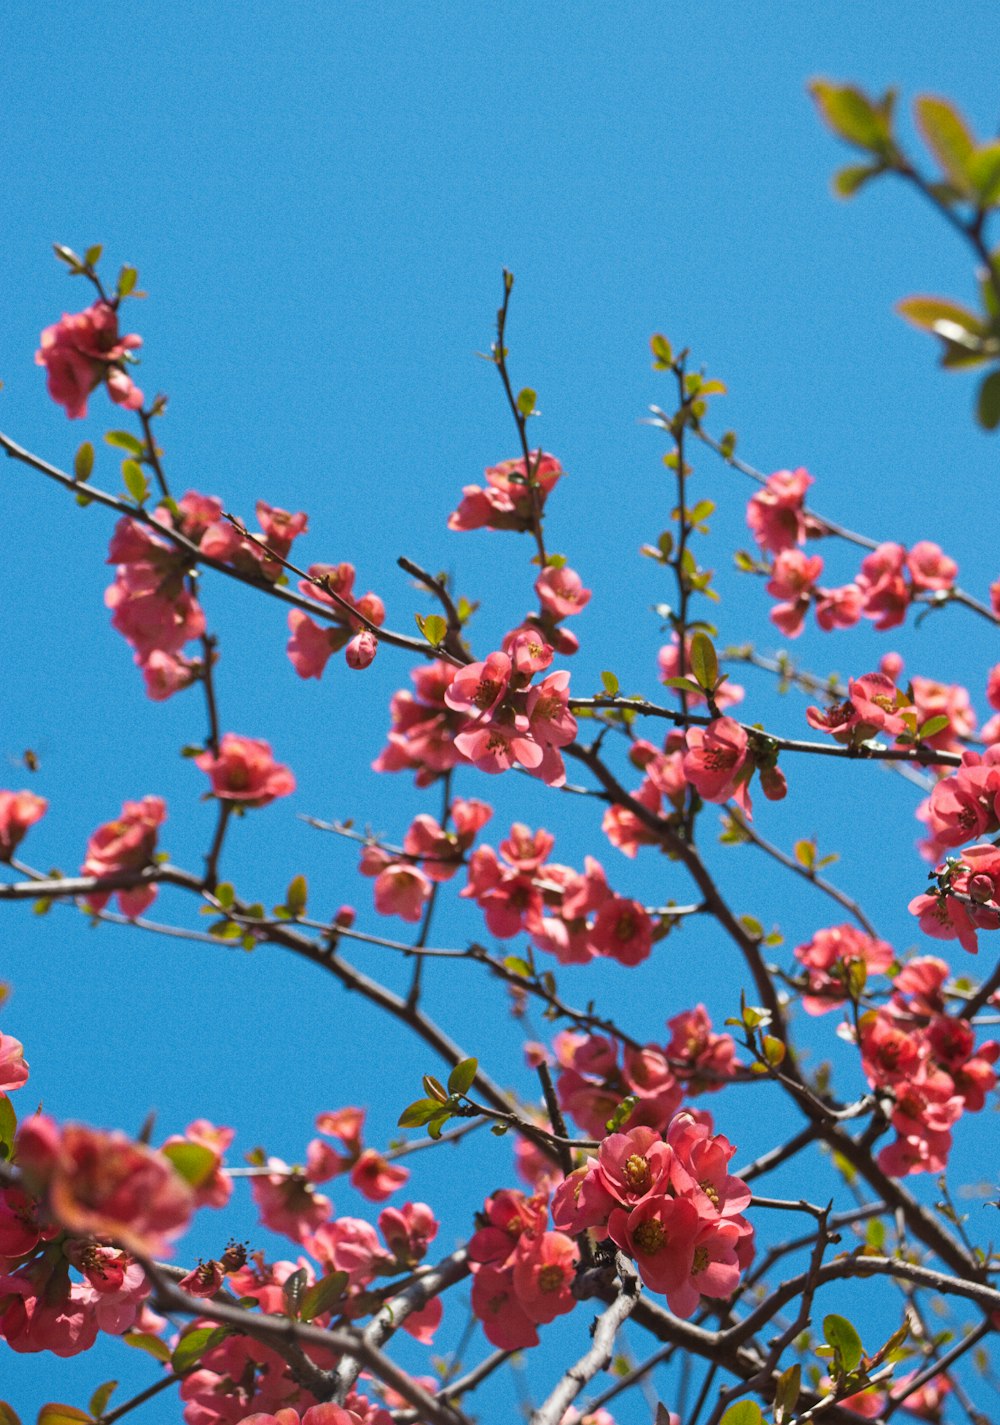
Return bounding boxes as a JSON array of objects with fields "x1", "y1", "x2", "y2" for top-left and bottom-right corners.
[{"x1": 1, "y1": 79, "x2": 1000, "y2": 1425}]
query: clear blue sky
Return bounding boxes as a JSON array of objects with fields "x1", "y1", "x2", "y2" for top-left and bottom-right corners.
[{"x1": 1, "y1": 4, "x2": 998, "y2": 1419}]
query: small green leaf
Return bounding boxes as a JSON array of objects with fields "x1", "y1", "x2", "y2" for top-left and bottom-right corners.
[
  {"x1": 52, "y1": 244, "x2": 84, "y2": 271},
  {"x1": 215, "y1": 881, "x2": 235, "y2": 910},
  {"x1": 914, "y1": 95, "x2": 976, "y2": 193},
  {"x1": 447, "y1": 1057, "x2": 478, "y2": 1096},
  {"x1": 74, "y1": 442, "x2": 94, "y2": 482},
  {"x1": 502, "y1": 955, "x2": 532, "y2": 976},
  {"x1": 917, "y1": 714, "x2": 950, "y2": 741},
  {"x1": 122, "y1": 459, "x2": 149, "y2": 504},
  {"x1": 398, "y1": 1097, "x2": 445, "y2": 1128},
  {"x1": 774, "y1": 1363, "x2": 801, "y2": 1424},
  {"x1": 719, "y1": 1404, "x2": 763, "y2": 1425},
  {"x1": 300, "y1": 1269, "x2": 349, "y2": 1322},
  {"x1": 36, "y1": 1407, "x2": 91, "y2": 1425},
  {"x1": 662, "y1": 676, "x2": 705, "y2": 696},
  {"x1": 810, "y1": 81, "x2": 892, "y2": 154},
  {"x1": 794, "y1": 839, "x2": 816, "y2": 871},
  {"x1": 823, "y1": 1313, "x2": 864, "y2": 1373},
  {"x1": 171, "y1": 1324, "x2": 230, "y2": 1375},
  {"x1": 415, "y1": 613, "x2": 446, "y2": 646},
  {"x1": 162, "y1": 1140, "x2": 217, "y2": 1189},
  {"x1": 516, "y1": 387, "x2": 537, "y2": 416},
  {"x1": 282, "y1": 1266, "x2": 308, "y2": 1314},
  {"x1": 605, "y1": 1094, "x2": 637, "y2": 1134},
  {"x1": 84, "y1": 244, "x2": 103, "y2": 267},
  {"x1": 105, "y1": 429, "x2": 145, "y2": 456},
  {"x1": 689, "y1": 632, "x2": 719, "y2": 691},
  {"x1": 896, "y1": 295, "x2": 984, "y2": 338},
  {"x1": 761, "y1": 1035, "x2": 787, "y2": 1067},
  {"x1": 285, "y1": 875, "x2": 307, "y2": 917},
  {"x1": 977, "y1": 369, "x2": 1000, "y2": 430},
  {"x1": 88, "y1": 1381, "x2": 118, "y2": 1419},
  {"x1": 650, "y1": 333, "x2": 673, "y2": 369},
  {"x1": 0, "y1": 1095, "x2": 16, "y2": 1158},
  {"x1": 600, "y1": 670, "x2": 620, "y2": 696},
  {"x1": 832, "y1": 162, "x2": 883, "y2": 198},
  {"x1": 117, "y1": 265, "x2": 138, "y2": 297}
]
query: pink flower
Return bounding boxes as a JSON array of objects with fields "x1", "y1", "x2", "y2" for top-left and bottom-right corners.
[
  {"x1": 470, "y1": 1264, "x2": 539, "y2": 1349},
  {"x1": 0, "y1": 791, "x2": 47, "y2": 862},
  {"x1": 794, "y1": 924, "x2": 895, "y2": 1015},
  {"x1": 607, "y1": 1194, "x2": 698, "y2": 1295},
  {"x1": 907, "y1": 540, "x2": 957, "y2": 592},
  {"x1": 589, "y1": 896, "x2": 654, "y2": 966},
  {"x1": 805, "y1": 672, "x2": 906, "y2": 746},
  {"x1": 857, "y1": 542, "x2": 911, "y2": 630},
  {"x1": 195, "y1": 734, "x2": 295, "y2": 806},
  {"x1": 345, "y1": 631, "x2": 378, "y2": 669},
  {"x1": 511, "y1": 1230, "x2": 578, "y2": 1324},
  {"x1": 746, "y1": 467, "x2": 814, "y2": 553},
  {"x1": 444, "y1": 652, "x2": 513, "y2": 719},
  {"x1": 82, "y1": 795, "x2": 167, "y2": 918},
  {"x1": 448, "y1": 453, "x2": 564, "y2": 533},
  {"x1": 0, "y1": 1033, "x2": 29, "y2": 1095},
  {"x1": 349, "y1": 1148, "x2": 409, "y2": 1202},
  {"x1": 535, "y1": 565, "x2": 591, "y2": 620},
  {"x1": 682, "y1": 719, "x2": 751, "y2": 810},
  {"x1": 36, "y1": 300, "x2": 143, "y2": 419},
  {"x1": 16, "y1": 1116, "x2": 194, "y2": 1257}
]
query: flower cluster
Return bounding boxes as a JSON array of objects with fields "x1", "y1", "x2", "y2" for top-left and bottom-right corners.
[
  {"x1": 553, "y1": 1018, "x2": 739, "y2": 1140},
  {"x1": 854, "y1": 957, "x2": 998, "y2": 1175},
  {"x1": 794, "y1": 923, "x2": 895, "y2": 1016},
  {"x1": 305, "y1": 1106, "x2": 410, "y2": 1203},
  {"x1": 463, "y1": 823, "x2": 657, "y2": 966},
  {"x1": 107, "y1": 495, "x2": 310, "y2": 698},
  {"x1": 448, "y1": 452, "x2": 565, "y2": 533},
  {"x1": 287, "y1": 563, "x2": 386, "y2": 679},
  {"x1": 359, "y1": 798, "x2": 492, "y2": 922},
  {"x1": 36, "y1": 301, "x2": 143, "y2": 419},
  {"x1": 468, "y1": 1186, "x2": 578, "y2": 1349},
  {"x1": 747, "y1": 470, "x2": 958, "y2": 636},
  {"x1": 551, "y1": 1113, "x2": 753, "y2": 1316}
]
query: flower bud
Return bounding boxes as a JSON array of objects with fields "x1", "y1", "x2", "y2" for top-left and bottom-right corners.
[{"x1": 345, "y1": 631, "x2": 377, "y2": 669}]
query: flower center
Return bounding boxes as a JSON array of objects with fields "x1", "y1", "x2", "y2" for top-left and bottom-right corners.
[
  {"x1": 633, "y1": 1218, "x2": 666, "y2": 1254},
  {"x1": 624, "y1": 1154, "x2": 651, "y2": 1193}
]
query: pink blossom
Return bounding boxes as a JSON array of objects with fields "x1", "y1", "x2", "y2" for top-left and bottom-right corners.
[
  {"x1": 746, "y1": 467, "x2": 814, "y2": 553},
  {"x1": 82, "y1": 795, "x2": 166, "y2": 918},
  {"x1": 350, "y1": 1148, "x2": 409, "y2": 1202},
  {"x1": 607, "y1": 1194, "x2": 699, "y2": 1295},
  {"x1": 36, "y1": 300, "x2": 143, "y2": 419},
  {"x1": 805, "y1": 672, "x2": 906, "y2": 746},
  {"x1": 535, "y1": 565, "x2": 591, "y2": 619},
  {"x1": 470, "y1": 1263, "x2": 539, "y2": 1348},
  {"x1": 511, "y1": 1230, "x2": 578, "y2": 1324},
  {"x1": 682, "y1": 718, "x2": 751, "y2": 810},
  {"x1": 444, "y1": 651, "x2": 513, "y2": 719},
  {"x1": 795, "y1": 924, "x2": 895, "y2": 1015},
  {"x1": 0, "y1": 791, "x2": 47, "y2": 862},
  {"x1": 907, "y1": 540, "x2": 957, "y2": 591},
  {"x1": 589, "y1": 896, "x2": 653, "y2": 966},
  {"x1": 251, "y1": 1163, "x2": 332, "y2": 1244},
  {"x1": 345, "y1": 630, "x2": 377, "y2": 669},
  {"x1": 195, "y1": 734, "x2": 295, "y2": 806},
  {"x1": 857, "y1": 542, "x2": 911, "y2": 629},
  {"x1": 16, "y1": 1116, "x2": 194, "y2": 1257},
  {"x1": 448, "y1": 453, "x2": 564, "y2": 533}
]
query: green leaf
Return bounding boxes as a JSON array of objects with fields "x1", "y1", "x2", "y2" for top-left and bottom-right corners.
[
  {"x1": 88, "y1": 1381, "x2": 118, "y2": 1419},
  {"x1": 415, "y1": 613, "x2": 446, "y2": 646},
  {"x1": 36, "y1": 1408, "x2": 91, "y2": 1425},
  {"x1": 84, "y1": 244, "x2": 103, "y2": 268},
  {"x1": 823, "y1": 1313, "x2": 864, "y2": 1373},
  {"x1": 282, "y1": 1265, "x2": 308, "y2": 1314},
  {"x1": 122, "y1": 459, "x2": 149, "y2": 504},
  {"x1": 605, "y1": 1094, "x2": 637, "y2": 1134},
  {"x1": 794, "y1": 838, "x2": 816, "y2": 871},
  {"x1": 104, "y1": 429, "x2": 145, "y2": 456},
  {"x1": 447, "y1": 1057, "x2": 478, "y2": 1096},
  {"x1": 516, "y1": 387, "x2": 537, "y2": 416},
  {"x1": 896, "y1": 295, "x2": 984, "y2": 340},
  {"x1": 914, "y1": 95, "x2": 976, "y2": 193},
  {"x1": 300, "y1": 1269, "x2": 349, "y2": 1322},
  {"x1": 774, "y1": 1363, "x2": 801, "y2": 1424},
  {"x1": 503, "y1": 955, "x2": 532, "y2": 976},
  {"x1": 215, "y1": 881, "x2": 235, "y2": 910},
  {"x1": 832, "y1": 162, "x2": 883, "y2": 198},
  {"x1": 762, "y1": 1034, "x2": 787, "y2": 1067},
  {"x1": 719, "y1": 1404, "x2": 763, "y2": 1425},
  {"x1": 810, "y1": 81, "x2": 891, "y2": 154},
  {"x1": 52, "y1": 244, "x2": 84, "y2": 271},
  {"x1": 968, "y1": 142, "x2": 1000, "y2": 205},
  {"x1": 662, "y1": 676, "x2": 705, "y2": 696},
  {"x1": 162, "y1": 1140, "x2": 217, "y2": 1189},
  {"x1": 398, "y1": 1097, "x2": 446, "y2": 1128},
  {"x1": 689, "y1": 631, "x2": 719, "y2": 691},
  {"x1": 977, "y1": 369, "x2": 1000, "y2": 430},
  {"x1": 117, "y1": 265, "x2": 139, "y2": 297},
  {"x1": 171, "y1": 1324, "x2": 230, "y2": 1375},
  {"x1": 650, "y1": 333, "x2": 673, "y2": 369},
  {"x1": 600, "y1": 670, "x2": 620, "y2": 696},
  {"x1": 285, "y1": 874, "x2": 307, "y2": 916},
  {"x1": 917, "y1": 714, "x2": 951, "y2": 741},
  {"x1": 74, "y1": 442, "x2": 94, "y2": 482},
  {"x1": 426, "y1": 1109, "x2": 451, "y2": 1140},
  {"x1": 0, "y1": 1095, "x2": 16, "y2": 1158}
]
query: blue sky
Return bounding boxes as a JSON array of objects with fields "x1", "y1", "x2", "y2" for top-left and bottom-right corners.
[{"x1": 2, "y1": 4, "x2": 999, "y2": 1420}]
